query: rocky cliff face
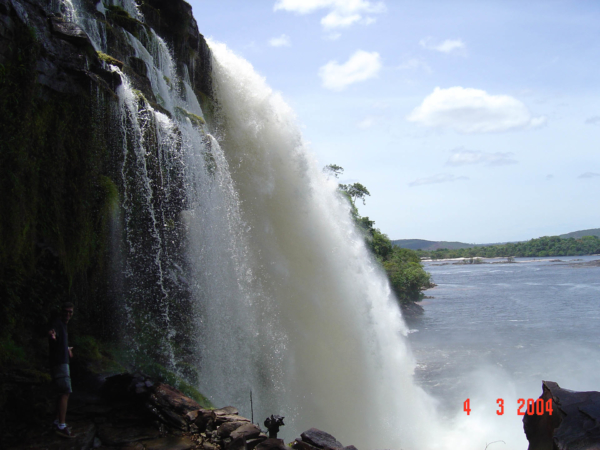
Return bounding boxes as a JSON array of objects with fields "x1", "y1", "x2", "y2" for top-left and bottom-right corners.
[{"x1": 0, "y1": 0, "x2": 214, "y2": 431}]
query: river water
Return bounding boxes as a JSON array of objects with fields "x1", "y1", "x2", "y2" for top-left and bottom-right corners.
[{"x1": 407, "y1": 255, "x2": 600, "y2": 446}]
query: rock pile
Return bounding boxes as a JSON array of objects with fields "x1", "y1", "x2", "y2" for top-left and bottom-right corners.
[
  {"x1": 9, "y1": 373, "x2": 358, "y2": 450},
  {"x1": 100, "y1": 373, "x2": 275, "y2": 450}
]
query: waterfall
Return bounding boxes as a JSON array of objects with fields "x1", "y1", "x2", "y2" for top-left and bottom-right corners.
[
  {"x1": 59, "y1": 1, "x2": 453, "y2": 448},
  {"x1": 202, "y1": 41, "x2": 442, "y2": 449}
]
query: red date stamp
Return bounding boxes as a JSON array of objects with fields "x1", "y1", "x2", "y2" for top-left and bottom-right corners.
[{"x1": 463, "y1": 398, "x2": 553, "y2": 416}]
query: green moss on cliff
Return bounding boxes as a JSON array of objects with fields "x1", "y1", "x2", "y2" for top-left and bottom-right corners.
[
  {"x1": 0, "y1": 18, "x2": 119, "y2": 365},
  {"x1": 174, "y1": 106, "x2": 205, "y2": 128},
  {"x1": 0, "y1": 337, "x2": 27, "y2": 366},
  {"x1": 137, "y1": 361, "x2": 213, "y2": 408},
  {"x1": 195, "y1": 89, "x2": 216, "y2": 129},
  {"x1": 97, "y1": 51, "x2": 124, "y2": 69}
]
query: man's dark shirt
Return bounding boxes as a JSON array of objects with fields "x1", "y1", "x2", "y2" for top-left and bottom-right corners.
[{"x1": 49, "y1": 318, "x2": 69, "y2": 366}]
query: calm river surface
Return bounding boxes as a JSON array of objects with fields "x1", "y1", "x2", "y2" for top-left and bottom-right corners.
[{"x1": 408, "y1": 255, "x2": 600, "y2": 419}]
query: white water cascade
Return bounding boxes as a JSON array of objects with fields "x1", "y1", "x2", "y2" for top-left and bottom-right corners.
[
  {"x1": 198, "y1": 42, "x2": 442, "y2": 448},
  {"x1": 53, "y1": 1, "x2": 517, "y2": 448}
]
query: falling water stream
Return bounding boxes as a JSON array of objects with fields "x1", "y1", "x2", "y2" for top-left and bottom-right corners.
[{"x1": 54, "y1": 1, "x2": 535, "y2": 448}]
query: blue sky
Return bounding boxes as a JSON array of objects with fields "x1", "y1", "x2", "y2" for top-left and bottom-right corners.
[{"x1": 187, "y1": 0, "x2": 599, "y2": 243}]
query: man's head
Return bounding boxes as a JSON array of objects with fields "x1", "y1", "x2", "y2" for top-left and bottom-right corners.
[{"x1": 61, "y1": 302, "x2": 74, "y2": 324}]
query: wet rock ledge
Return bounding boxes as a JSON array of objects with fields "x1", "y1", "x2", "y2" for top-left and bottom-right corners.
[{"x1": 8, "y1": 373, "x2": 357, "y2": 450}]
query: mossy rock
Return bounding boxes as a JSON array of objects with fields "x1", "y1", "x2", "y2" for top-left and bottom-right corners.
[
  {"x1": 126, "y1": 358, "x2": 212, "y2": 408},
  {"x1": 71, "y1": 335, "x2": 126, "y2": 374},
  {"x1": 195, "y1": 89, "x2": 216, "y2": 129},
  {"x1": 174, "y1": 106, "x2": 205, "y2": 128},
  {"x1": 0, "y1": 336, "x2": 27, "y2": 366},
  {"x1": 97, "y1": 51, "x2": 124, "y2": 69}
]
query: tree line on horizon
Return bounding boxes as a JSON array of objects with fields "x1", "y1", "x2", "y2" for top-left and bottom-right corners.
[
  {"x1": 324, "y1": 165, "x2": 433, "y2": 304},
  {"x1": 413, "y1": 235, "x2": 600, "y2": 260}
]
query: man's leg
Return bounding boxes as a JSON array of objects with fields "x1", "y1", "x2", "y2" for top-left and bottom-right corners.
[
  {"x1": 54, "y1": 392, "x2": 75, "y2": 438},
  {"x1": 57, "y1": 393, "x2": 69, "y2": 424}
]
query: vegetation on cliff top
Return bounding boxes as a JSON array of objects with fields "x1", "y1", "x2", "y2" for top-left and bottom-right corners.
[{"x1": 324, "y1": 165, "x2": 433, "y2": 305}]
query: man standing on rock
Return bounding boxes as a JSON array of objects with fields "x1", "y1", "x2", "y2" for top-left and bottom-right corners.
[{"x1": 48, "y1": 302, "x2": 76, "y2": 438}]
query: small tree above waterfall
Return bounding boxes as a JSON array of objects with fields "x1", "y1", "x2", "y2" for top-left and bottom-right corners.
[{"x1": 324, "y1": 165, "x2": 432, "y2": 306}]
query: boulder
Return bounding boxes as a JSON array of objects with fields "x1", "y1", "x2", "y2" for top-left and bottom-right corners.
[
  {"x1": 292, "y1": 439, "x2": 320, "y2": 450},
  {"x1": 300, "y1": 428, "x2": 343, "y2": 450},
  {"x1": 203, "y1": 442, "x2": 220, "y2": 450},
  {"x1": 194, "y1": 409, "x2": 217, "y2": 431},
  {"x1": 145, "y1": 383, "x2": 203, "y2": 430},
  {"x1": 151, "y1": 383, "x2": 202, "y2": 414},
  {"x1": 214, "y1": 406, "x2": 239, "y2": 416},
  {"x1": 226, "y1": 436, "x2": 248, "y2": 450},
  {"x1": 230, "y1": 423, "x2": 262, "y2": 441},
  {"x1": 217, "y1": 414, "x2": 252, "y2": 425},
  {"x1": 247, "y1": 436, "x2": 268, "y2": 450},
  {"x1": 217, "y1": 421, "x2": 247, "y2": 438},
  {"x1": 523, "y1": 380, "x2": 600, "y2": 450},
  {"x1": 255, "y1": 438, "x2": 288, "y2": 450}
]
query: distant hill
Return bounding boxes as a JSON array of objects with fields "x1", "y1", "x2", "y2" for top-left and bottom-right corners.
[
  {"x1": 393, "y1": 227, "x2": 600, "y2": 251},
  {"x1": 559, "y1": 228, "x2": 600, "y2": 239},
  {"x1": 391, "y1": 239, "x2": 476, "y2": 251}
]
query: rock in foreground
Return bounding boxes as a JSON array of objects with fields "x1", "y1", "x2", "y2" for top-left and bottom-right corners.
[
  {"x1": 291, "y1": 427, "x2": 357, "y2": 450},
  {"x1": 523, "y1": 380, "x2": 600, "y2": 450},
  {"x1": 6, "y1": 371, "x2": 362, "y2": 450}
]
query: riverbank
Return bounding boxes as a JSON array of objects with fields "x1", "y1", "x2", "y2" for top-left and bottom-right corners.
[{"x1": 424, "y1": 255, "x2": 600, "y2": 264}]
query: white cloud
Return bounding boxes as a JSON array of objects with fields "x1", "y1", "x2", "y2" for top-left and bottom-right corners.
[
  {"x1": 529, "y1": 116, "x2": 548, "y2": 128},
  {"x1": 274, "y1": 0, "x2": 385, "y2": 30},
  {"x1": 585, "y1": 116, "x2": 600, "y2": 125},
  {"x1": 364, "y1": 17, "x2": 377, "y2": 25},
  {"x1": 398, "y1": 58, "x2": 432, "y2": 74},
  {"x1": 321, "y1": 11, "x2": 361, "y2": 28},
  {"x1": 319, "y1": 50, "x2": 382, "y2": 91},
  {"x1": 420, "y1": 37, "x2": 466, "y2": 54},
  {"x1": 409, "y1": 173, "x2": 469, "y2": 187},
  {"x1": 269, "y1": 34, "x2": 291, "y2": 47},
  {"x1": 407, "y1": 86, "x2": 548, "y2": 133},
  {"x1": 446, "y1": 148, "x2": 517, "y2": 166},
  {"x1": 357, "y1": 116, "x2": 375, "y2": 129},
  {"x1": 578, "y1": 172, "x2": 600, "y2": 179}
]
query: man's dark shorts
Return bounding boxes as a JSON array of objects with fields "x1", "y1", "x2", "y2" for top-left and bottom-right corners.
[{"x1": 51, "y1": 364, "x2": 72, "y2": 394}]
